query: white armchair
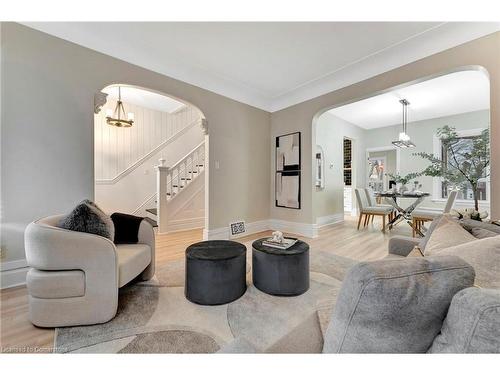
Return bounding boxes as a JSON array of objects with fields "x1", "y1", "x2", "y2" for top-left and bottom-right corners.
[{"x1": 24, "y1": 215, "x2": 155, "y2": 327}]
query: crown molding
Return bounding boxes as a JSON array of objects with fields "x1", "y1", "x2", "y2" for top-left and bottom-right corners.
[{"x1": 21, "y1": 22, "x2": 500, "y2": 113}]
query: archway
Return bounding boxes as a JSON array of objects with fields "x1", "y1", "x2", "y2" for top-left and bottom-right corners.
[
  {"x1": 311, "y1": 66, "x2": 490, "y2": 230},
  {"x1": 93, "y1": 84, "x2": 209, "y2": 235}
]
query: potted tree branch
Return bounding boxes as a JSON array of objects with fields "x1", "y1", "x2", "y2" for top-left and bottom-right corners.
[
  {"x1": 386, "y1": 172, "x2": 421, "y2": 193},
  {"x1": 413, "y1": 125, "x2": 490, "y2": 213}
]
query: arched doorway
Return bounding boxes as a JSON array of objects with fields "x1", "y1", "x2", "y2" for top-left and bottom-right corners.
[
  {"x1": 93, "y1": 84, "x2": 209, "y2": 235},
  {"x1": 311, "y1": 66, "x2": 490, "y2": 231}
]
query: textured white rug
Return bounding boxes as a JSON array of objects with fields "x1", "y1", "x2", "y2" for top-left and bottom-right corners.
[{"x1": 54, "y1": 251, "x2": 356, "y2": 353}]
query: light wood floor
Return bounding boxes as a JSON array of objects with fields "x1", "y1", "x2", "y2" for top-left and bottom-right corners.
[{"x1": 0, "y1": 215, "x2": 412, "y2": 353}]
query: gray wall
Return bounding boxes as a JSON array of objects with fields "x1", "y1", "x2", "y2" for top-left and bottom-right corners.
[
  {"x1": 1, "y1": 23, "x2": 271, "y2": 263},
  {"x1": 270, "y1": 31, "x2": 500, "y2": 225},
  {"x1": 314, "y1": 112, "x2": 366, "y2": 220}
]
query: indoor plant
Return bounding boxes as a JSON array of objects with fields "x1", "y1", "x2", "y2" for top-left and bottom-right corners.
[{"x1": 413, "y1": 125, "x2": 490, "y2": 212}]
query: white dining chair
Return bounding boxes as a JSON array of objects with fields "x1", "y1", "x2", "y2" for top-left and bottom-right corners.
[
  {"x1": 364, "y1": 188, "x2": 395, "y2": 222},
  {"x1": 355, "y1": 188, "x2": 393, "y2": 233},
  {"x1": 411, "y1": 190, "x2": 458, "y2": 237}
]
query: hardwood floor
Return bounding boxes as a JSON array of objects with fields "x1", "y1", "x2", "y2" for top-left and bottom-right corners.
[{"x1": 0, "y1": 215, "x2": 412, "y2": 353}]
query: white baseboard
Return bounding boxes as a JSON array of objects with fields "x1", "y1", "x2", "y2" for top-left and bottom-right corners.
[
  {"x1": 316, "y1": 213, "x2": 344, "y2": 228},
  {"x1": 204, "y1": 219, "x2": 319, "y2": 240},
  {"x1": 1, "y1": 259, "x2": 29, "y2": 289},
  {"x1": 268, "y1": 219, "x2": 318, "y2": 238},
  {"x1": 167, "y1": 217, "x2": 205, "y2": 233},
  {"x1": 204, "y1": 220, "x2": 270, "y2": 240}
]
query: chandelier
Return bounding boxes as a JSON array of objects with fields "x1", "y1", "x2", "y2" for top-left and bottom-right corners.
[
  {"x1": 106, "y1": 86, "x2": 134, "y2": 127},
  {"x1": 392, "y1": 99, "x2": 415, "y2": 148}
]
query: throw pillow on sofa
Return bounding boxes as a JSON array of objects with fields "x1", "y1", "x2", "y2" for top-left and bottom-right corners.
[
  {"x1": 424, "y1": 215, "x2": 476, "y2": 256},
  {"x1": 111, "y1": 212, "x2": 144, "y2": 244},
  {"x1": 58, "y1": 199, "x2": 115, "y2": 240}
]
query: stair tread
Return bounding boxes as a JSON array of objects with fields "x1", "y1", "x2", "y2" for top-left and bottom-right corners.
[
  {"x1": 146, "y1": 208, "x2": 157, "y2": 215},
  {"x1": 143, "y1": 217, "x2": 158, "y2": 228}
]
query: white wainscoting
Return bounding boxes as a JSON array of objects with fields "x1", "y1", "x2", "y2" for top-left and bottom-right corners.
[
  {"x1": 95, "y1": 100, "x2": 202, "y2": 181},
  {"x1": 1, "y1": 259, "x2": 29, "y2": 289}
]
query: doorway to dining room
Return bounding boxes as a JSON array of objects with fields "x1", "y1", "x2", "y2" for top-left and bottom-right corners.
[{"x1": 312, "y1": 67, "x2": 491, "y2": 233}]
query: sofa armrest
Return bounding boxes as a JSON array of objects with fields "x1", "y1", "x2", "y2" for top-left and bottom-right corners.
[
  {"x1": 25, "y1": 221, "x2": 118, "y2": 291},
  {"x1": 388, "y1": 235, "x2": 421, "y2": 257},
  {"x1": 137, "y1": 219, "x2": 155, "y2": 280}
]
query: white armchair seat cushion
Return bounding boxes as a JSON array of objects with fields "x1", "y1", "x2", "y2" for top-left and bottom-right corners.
[
  {"x1": 412, "y1": 209, "x2": 441, "y2": 220},
  {"x1": 27, "y1": 269, "x2": 85, "y2": 299},
  {"x1": 362, "y1": 206, "x2": 393, "y2": 214},
  {"x1": 116, "y1": 244, "x2": 152, "y2": 287}
]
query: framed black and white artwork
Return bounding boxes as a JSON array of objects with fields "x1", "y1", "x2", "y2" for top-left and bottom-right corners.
[{"x1": 275, "y1": 132, "x2": 301, "y2": 209}]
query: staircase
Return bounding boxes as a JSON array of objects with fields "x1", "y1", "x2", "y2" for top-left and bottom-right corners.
[{"x1": 146, "y1": 142, "x2": 205, "y2": 232}]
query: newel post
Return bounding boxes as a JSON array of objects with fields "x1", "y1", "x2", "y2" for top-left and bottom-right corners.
[{"x1": 155, "y1": 158, "x2": 169, "y2": 234}]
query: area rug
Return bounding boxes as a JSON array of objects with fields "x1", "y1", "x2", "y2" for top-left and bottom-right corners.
[{"x1": 54, "y1": 250, "x2": 357, "y2": 353}]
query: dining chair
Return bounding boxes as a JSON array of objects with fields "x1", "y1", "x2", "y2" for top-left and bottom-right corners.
[
  {"x1": 364, "y1": 188, "x2": 395, "y2": 222},
  {"x1": 355, "y1": 188, "x2": 393, "y2": 233},
  {"x1": 410, "y1": 190, "x2": 458, "y2": 237}
]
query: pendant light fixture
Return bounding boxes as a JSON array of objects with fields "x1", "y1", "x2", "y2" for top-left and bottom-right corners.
[
  {"x1": 106, "y1": 86, "x2": 134, "y2": 128},
  {"x1": 392, "y1": 99, "x2": 415, "y2": 148}
]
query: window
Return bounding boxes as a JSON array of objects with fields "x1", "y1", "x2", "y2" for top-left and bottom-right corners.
[
  {"x1": 343, "y1": 138, "x2": 352, "y2": 186},
  {"x1": 440, "y1": 134, "x2": 488, "y2": 201}
]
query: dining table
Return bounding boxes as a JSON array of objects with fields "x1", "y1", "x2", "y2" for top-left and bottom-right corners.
[{"x1": 374, "y1": 191, "x2": 431, "y2": 235}]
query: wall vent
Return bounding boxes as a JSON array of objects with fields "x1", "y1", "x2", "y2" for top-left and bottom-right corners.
[{"x1": 229, "y1": 221, "x2": 246, "y2": 237}]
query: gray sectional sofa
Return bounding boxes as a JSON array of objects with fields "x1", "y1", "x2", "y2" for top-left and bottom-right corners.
[{"x1": 220, "y1": 215, "x2": 500, "y2": 353}]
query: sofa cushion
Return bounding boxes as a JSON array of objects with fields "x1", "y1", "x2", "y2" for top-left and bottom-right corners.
[
  {"x1": 424, "y1": 215, "x2": 476, "y2": 255},
  {"x1": 471, "y1": 227, "x2": 499, "y2": 239},
  {"x1": 27, "y1": 269, "x2": 85, "y2": 299},
  {"x1": 460, "y1": 218, "x2": 500, "y2": 235},
  {"x1": 431, "y1": 236, "x2": 500, "y2": 289},
  {"x1": 418, "y1": 215, "x2": 444, "y2": 251},
  {"x1": 429, "y1": 288, "x2": 500, "y2": 353},
  {"x1": 116, "y1": 244, "x2": 151, "y2": 287},
  {"x1": 58, "y1": 199, "x2": 114, "y2": 240},
  {"x1": 322, "y1": 256, "x2": 475, "y2": 353}
]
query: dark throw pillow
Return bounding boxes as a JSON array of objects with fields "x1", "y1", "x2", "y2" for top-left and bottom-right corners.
[
  {"x1": 111, "y1": 212, "x2": 144, "y2": 244},
  {"x1": 58, "y1": 199, "x2": 115, "y2": 240}
]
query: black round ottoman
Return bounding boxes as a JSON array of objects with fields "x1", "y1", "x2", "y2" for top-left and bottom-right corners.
[
  {"x1": 185, "y1": 240, "x2": 247, "y2": 305},
  {"x1": 252, "y1": 239, "x2": 309, "y2": 296}
]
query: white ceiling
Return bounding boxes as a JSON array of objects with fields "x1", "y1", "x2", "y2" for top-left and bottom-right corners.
[
  {"x1": 102, "y1": 85, "x2": 186, "y2": 113},
  {"x1": 23, "y1": 22, "x2": 500, "y2": 112},
  {"x1": 328, "y1": 70, "x2": 490, "y2": 129}
]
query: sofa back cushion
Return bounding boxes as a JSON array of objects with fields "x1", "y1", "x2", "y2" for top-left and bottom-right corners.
[
  {"x1": 424, "y1": 215, "x2": 476, "y2": 255},
  {"x1": 471, "y1": 227, "x2": 499, "y2": 239},
  {"x1": 322, "y1": 256, "x2": 475, "y2": 353},
  {"x1": 431, "y1": 236, "x2": 500, "y2": 289},
  {"x1": 429, "y1": 287, "x2": 500, "y2": 353},
  {"x1": 460, "y1": 218, "x2": 500, "y2": 235}
]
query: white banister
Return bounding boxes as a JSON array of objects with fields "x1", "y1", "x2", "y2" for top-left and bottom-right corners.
[
  {"x1": 155, "y1": 159, "x2": 169, "y2": 234},
  {"x1": 155, "y1": 142, "x2": 205, "y2": 233}
]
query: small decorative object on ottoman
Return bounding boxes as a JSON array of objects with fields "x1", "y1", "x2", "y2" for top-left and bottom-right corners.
[
  {"x1": 252, "y1": 238, "x2": 310, "y2": 296},
  {"x1": 185, "y1": 240, "x2": 247, "y2": 305}
]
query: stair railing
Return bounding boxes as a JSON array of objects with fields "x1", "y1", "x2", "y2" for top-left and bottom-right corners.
[{"x1": 155, "y1": 141, "x2": 205, "y2": 234}]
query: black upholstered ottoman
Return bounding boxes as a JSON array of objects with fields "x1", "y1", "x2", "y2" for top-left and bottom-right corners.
[
  {"x1": 185, "y1": 240, "x2": 247, "y2": 305},
  {"x1": 252, "y1": 239, "x2": 310, "y2": 296}
]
